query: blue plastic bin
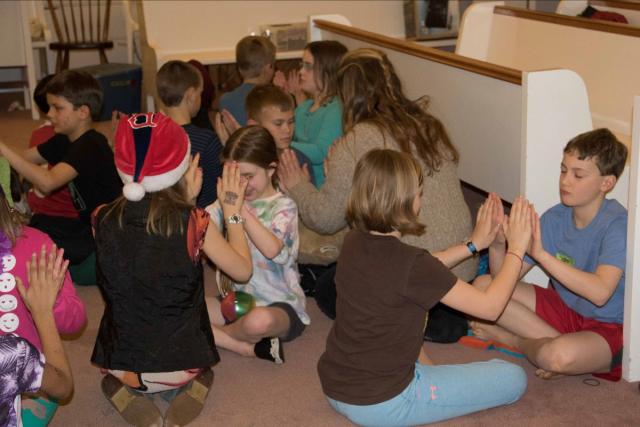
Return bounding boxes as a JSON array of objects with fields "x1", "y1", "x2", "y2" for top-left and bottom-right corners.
[{"x1": 74, "y1": 63, "x2": 142, "y2": 121}]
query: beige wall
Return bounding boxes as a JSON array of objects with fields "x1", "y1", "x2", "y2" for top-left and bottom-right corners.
[{"x1": 143, "y1": 1, "x2": 405, "y2": 54}]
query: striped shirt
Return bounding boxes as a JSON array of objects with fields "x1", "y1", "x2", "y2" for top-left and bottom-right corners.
[{"x1": 183, "y1": 124, "x2": 223, "y2": 208}]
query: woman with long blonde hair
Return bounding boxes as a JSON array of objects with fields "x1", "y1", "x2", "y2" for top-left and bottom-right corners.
[{"x1": 279, "y1": 48, "x2": 477, "y2": 326}]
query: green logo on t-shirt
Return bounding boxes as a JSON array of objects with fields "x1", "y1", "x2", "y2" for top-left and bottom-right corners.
[{"x1": 555, "y1": 251, "x2": 575, "y2": 266}]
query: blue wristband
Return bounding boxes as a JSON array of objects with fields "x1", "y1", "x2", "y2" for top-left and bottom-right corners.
[{"x1": 466, "y1": 241, "x2": 479, "y2": 257}]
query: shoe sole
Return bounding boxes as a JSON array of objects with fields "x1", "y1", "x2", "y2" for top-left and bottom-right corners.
[
  {"x1": 163, "y1": 369, "x2": 214, "y2": 426},
  {"x1": 101, "y1": 375, "x2": 163, "y2": 427}
]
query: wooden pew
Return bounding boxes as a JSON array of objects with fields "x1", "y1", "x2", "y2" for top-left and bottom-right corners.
[
  {"x1": 624, "y1": 96, "x2": 640, "y2": 381},
  {"x1": 456, "y1": 2, "x2": 640, "y2": 148},
  {"x1": 310, "y1": 15, "x2": 639, "y2": 382},
  {"x1": 557, "y1": 0, "x2": 640, "y2": 26}
]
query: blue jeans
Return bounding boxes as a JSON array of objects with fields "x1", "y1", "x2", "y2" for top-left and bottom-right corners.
[{"x1": 327, "y1": 359, "x2": 527, "y2": 427}]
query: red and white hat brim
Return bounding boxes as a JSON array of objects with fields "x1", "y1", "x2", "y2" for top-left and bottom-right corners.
[{"x1": 118, "y1": 145, "x2": 191, "y2": 201}]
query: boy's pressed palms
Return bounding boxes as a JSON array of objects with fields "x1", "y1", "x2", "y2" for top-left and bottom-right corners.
[{"x1": 504, "y1": 197, "x2": 532, "y2": 255}]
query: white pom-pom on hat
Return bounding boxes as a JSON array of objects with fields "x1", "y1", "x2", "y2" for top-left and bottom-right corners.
[{"x1": 122, "y1": 182, "x2": 146, "y2": 201}]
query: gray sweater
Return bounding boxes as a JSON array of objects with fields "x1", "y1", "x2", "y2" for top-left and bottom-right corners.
[{"x1": 289, "y1": 121, "x2": 477, "y2": 281}]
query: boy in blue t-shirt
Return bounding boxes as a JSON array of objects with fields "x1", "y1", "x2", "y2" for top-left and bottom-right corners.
[
  {"x1": 219, "y1": 36, "x2": 276, "y2": 126},
  {"x1": 473, "y1": 128, "x2": 628, "y2": 381}
]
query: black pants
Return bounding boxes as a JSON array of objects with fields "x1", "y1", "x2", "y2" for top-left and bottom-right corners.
[{"x1": 29, "y1": 214, "x2": 94, "y2": 265}]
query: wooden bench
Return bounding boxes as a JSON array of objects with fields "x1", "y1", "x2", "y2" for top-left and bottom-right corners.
[
  {"x1": 310, "y1": 15, "x2": 639, "y2": 382},
  {"x1": 556, "y1": 0, "x2": 640, "y2": 26},
  {"x1": 456, "y1": 3, "x2": 640, "y2": 147}
]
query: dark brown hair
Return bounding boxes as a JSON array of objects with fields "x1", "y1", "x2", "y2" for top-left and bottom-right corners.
[
  {"x1": 563, "y1": 128, "x2": 628, "y2": 178},
  {"x1": 156, "y1": 60, "x2": 202, "y2": 107},
  {"x1": 46, "y1": 70, "x2": 103, "y2": 120},
  {"x1": 347, "y1": 149, "x2": 425, "y2": 236},
  {"x1": 222, "y1": 126, "x2": 278, "y2": 187},
  {"x1": 337, "y1": 49, "x2": 458, "y2": 175},
  {"x1": 34, "y1": 74, "x2": 55, "y2": 114},
  {"x1": 236, "y1": 36, "x2": 276, "y2": 79},
  {"x1": 246, "y1": 84, "x2": 294, "y2": 122},
  {"x1": 306, "y1": 41, "x2": 347, "y2": 105}
]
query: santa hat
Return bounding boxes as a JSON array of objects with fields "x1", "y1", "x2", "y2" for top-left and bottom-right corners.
[{"x1": 115, "y1": 112, "x2": 190, "y2": 201}]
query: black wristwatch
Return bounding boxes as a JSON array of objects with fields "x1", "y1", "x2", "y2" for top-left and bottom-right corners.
[
  {"x1": 226, "y1": 213, "x2": 244, "y2": 225},
  {"x1": 466, "y1": 241, "x2": 479, "y2": 257}
]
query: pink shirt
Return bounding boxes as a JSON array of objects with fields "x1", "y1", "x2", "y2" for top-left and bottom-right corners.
[{"x1": 0, "y1": 226, "x2": 86, "y2": 350}]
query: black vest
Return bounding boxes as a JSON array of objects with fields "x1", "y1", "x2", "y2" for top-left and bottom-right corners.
[{"x1": 91, "y1": 198, "x2": 219, "y2": 372}]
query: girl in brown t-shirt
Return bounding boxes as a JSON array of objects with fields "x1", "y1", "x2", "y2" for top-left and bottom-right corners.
[{"x1": 318, "y1": 149, "x2": 532, "y2": 426}]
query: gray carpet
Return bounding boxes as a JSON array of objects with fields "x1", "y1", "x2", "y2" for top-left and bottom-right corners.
[
  {"x1": 1, "y1": 112, "x2": 637, "y2": 426},
  {"x1": 52, "y1": 285, "x2": 640, "y2": 427}
]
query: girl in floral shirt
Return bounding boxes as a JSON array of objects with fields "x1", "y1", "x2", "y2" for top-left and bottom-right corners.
[{"x1": 207, "y1": 126, "x2": 308, "y2": 364}]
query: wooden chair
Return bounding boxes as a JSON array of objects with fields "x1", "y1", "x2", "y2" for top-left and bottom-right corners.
[{"x1": 47, "y1": 0, "x2": 113, "y2": 72}]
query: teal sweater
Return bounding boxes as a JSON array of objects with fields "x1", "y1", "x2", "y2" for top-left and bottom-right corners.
[{"x1": 291, "y1": 97, "x2": 343, "y2": 187}]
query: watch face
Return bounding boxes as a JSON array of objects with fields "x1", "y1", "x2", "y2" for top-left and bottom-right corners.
[{"x1": 228, "y1": 214, "x2": 243, "y2": 224}]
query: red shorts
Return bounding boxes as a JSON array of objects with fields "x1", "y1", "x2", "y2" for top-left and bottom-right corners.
[{"x1": 534, "y1": 285, "x2": 623, "y2": 381}]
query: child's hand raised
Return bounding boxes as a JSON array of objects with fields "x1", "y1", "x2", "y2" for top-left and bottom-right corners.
[
  {"x1": 469, "y1": 194, "x2": 499, "y2": 251},
  {"x1": 287, "y1": 68, "x2": 306, "y2": 105},
  {"x1": 503, "y1": 196, "x2": 532, "y2": 256},
  {"x1": 184, "y1": 153, "x2": 202, "y2": 204},
  {"x1": 323, "y1": 141, "x2": 339, "y2": 178},
  {"x1": 17, "y1": 244, "x2": 69, "y2": 317},
  {"x1": 273, "y1": 70, "x2": 288, "y2": 92},
  {"x1": 214, "y1": 110, "x2": 240, "y2": 146},
  {"x1": 217, "y1": 161, "x2": 248, "y2": 217},
  {"x1": 277, "y1": 149, "x2": 311, "y2": 193},
  {"x1": 489, "y1": 192, "x2": 506, "y2": 247},
  {"x1": 527, "y1": 207, "x2": 545, "y2": 261}
]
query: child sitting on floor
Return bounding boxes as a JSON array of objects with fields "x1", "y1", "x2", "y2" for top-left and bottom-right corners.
[
  {"x1": 0, "y1": 161, "x2": 85, "y2": 427},
  {"x1": 206, "y1": 126, "x2": 307, "y2": 364},
  {"x1": 156, "y1": 60, "x2": 223, "y2": 207},
  {"x1": 318, "y1": 149, "x2": 531, "y2": 426},
  {"x1": 0, "y1": 70, "x2": 122, "y2": 286},
  {"x1": 215, "y1": 84, "x2": 315, "y2": 187},
  {"x1": 92, "y1": 113, "x2": 252, "y2": 426},
  {"x1": 289, "y1": 41, "x2": 347, "y2": 187},
  {"x1": 1, "y1": 245, "x2": 73, "y2": 427},
  {"x1": 26, "y1": 74, "x2": 77, "y2": 222},
  {"x1": 472, "y1": 128, "x2": 628, "y2": 381},
  {"x1": 219, "y1": 36, "x2": 277, "y2": 126}
]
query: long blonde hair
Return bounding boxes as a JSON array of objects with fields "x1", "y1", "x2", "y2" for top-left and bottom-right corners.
[
  {"x1": 337, "y1": 48, "x2": 459, "y2": 175},
  {"x1": 347, "y1": 149, "x2": 425, "y2": 236},
  {"x1": 0, "y1": 188, "x2": 26, "y2": 246},
  {"x1": 102, "y1": 180, "x2": 192, "y2": 237}
]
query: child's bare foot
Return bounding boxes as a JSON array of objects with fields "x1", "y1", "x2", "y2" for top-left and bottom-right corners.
[
  {"x1": 469, "y1": 320, "x2": 519, "y2": 349},
  {"x1": 535, "y1": 368, "x2": 564, "y2": 380}
]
